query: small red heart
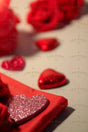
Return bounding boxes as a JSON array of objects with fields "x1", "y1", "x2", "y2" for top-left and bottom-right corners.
[
  {"x1": 8, "y1": 94, "x2": 49, "y2": 124},
  {"x1": 1, "y1": 56, "x2": 25, "y2": 71},
  {"x1": 36, "y1": 38, "x2": 59, "y2": 51},
  {"x1": 38, "y1": 69, "x2": 67, "y2": 89}
]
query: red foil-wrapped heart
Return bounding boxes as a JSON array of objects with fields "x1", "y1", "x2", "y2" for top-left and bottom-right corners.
[
  {"x1": 38, "y1": 69, "x2": 67, "y2": 89},
  {"x1": 1, "y1": 56, "x2": 25, "y2": 71},
  {"x1": 36, "y1": 38, "x2": 59, "y2": 51}
]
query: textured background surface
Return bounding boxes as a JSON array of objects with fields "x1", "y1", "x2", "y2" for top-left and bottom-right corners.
[{"x1": 0, "y1": 0, "x2": 88, "y2": 132}]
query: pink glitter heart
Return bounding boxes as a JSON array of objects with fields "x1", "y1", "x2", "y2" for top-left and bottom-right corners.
[{"x1": 8, "y1": 94, "x2": 49, "y2": 124}]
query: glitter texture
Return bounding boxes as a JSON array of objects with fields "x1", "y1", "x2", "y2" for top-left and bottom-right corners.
[
  {"x1": 1, "y1": 56, "x2": 25, "y2": 71},
  {"x1": 8, "y1": 94, "x2": 49, "y2": 124}
]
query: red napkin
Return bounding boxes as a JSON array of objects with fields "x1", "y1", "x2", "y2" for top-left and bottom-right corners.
[{"x1": 0, "y1": 72, "x2": 68, "y2": 132}]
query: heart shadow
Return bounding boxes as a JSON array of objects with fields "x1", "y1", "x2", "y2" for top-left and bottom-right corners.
[{"x1": 43, "y1": 106, "x2": 75, "y2": 132}]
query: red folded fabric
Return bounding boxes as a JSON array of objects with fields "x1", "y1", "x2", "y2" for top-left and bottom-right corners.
[
  {"x1": 0, "y1": 103, "x2": 9, "y2": 124},
  {"x1": 0, "y1": 72, "x2": 68, "y2": 132}
]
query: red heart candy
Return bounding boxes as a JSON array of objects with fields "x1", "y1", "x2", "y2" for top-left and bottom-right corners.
[
  {"x1": 38, "y1": 69, "x2": 67, "y2": 89},
  {"x1": 1, "y1": 56, "x2": 25, "y2": 71},
  {"x1": 36, "y1": 38, "x2": 59, "y2": 51},
  {"x1": 8, "y1": 94, "x2": 49, "y2": 124}
]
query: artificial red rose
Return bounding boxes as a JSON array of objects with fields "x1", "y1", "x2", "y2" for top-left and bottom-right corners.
[
  {"x1": 0, "y1": 103, "x2": 9, "y2": 124},
  {"x1": 0, "y1": 2, "x2": 19, "y2": 56},
  {"x1": 0, "y1": 5, "x2": 19, "y2": 37},
  {"x1": 57, "y1": 0, "x2": 84, "y2": 20},
  {"x1": 27, "y1": 0, "x2": 84, "y2": 31},
  {"x1": 27, "y1": 0, "x2": 64, "y2": 32}
]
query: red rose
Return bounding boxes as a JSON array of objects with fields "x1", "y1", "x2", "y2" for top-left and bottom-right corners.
[
  {"x1": 0, "y1": 103, "x2": 9, "y2": 124},
  {"x1": 0, "y1": 2, "x2": 19, "y2": 56},
  {"x1": 27, "y1": 0, "x2": 84, "y2": 31},
  {"x1": 27, "y1": 0, "x2": 64, "y2": 32},
  {"x1": 0, "y1": 8, "x2": 16, "y2": 37},
  {"x1": 57, "y1": 0, "x2": 84, "y2": 20}
]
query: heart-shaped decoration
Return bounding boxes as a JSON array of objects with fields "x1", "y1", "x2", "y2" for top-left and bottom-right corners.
[
  {"x1": 1, "y1": 56, "x2": 25, "y2": 71},
  {"x1": 36, "y1": 38, "x2": 59, "y2": 51},
  {"x1": 8, "y1": 94, "x2": 49, "y2": 124},
  {"x1": 38, "y1": 69, "x2": 67, "y2": 89}
]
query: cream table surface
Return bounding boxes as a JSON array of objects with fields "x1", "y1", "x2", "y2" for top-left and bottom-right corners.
[{"x1": 0, "y1": 0, "x2": 88, "y2": 132}]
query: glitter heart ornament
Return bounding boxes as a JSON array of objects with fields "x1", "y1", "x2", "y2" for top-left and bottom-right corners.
[
  {"x1": 8, "y1": 94, "x2": 49, "y2": 124},
  {"x1": 38, "y1": 69, "x2": 67, "y2": 89},
  {"x1": 36, "y1": 38, "x2": 59, "y2": 51},
  {"x1": 1, "y1": 56, "x2": 25, "y2": 71}
]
